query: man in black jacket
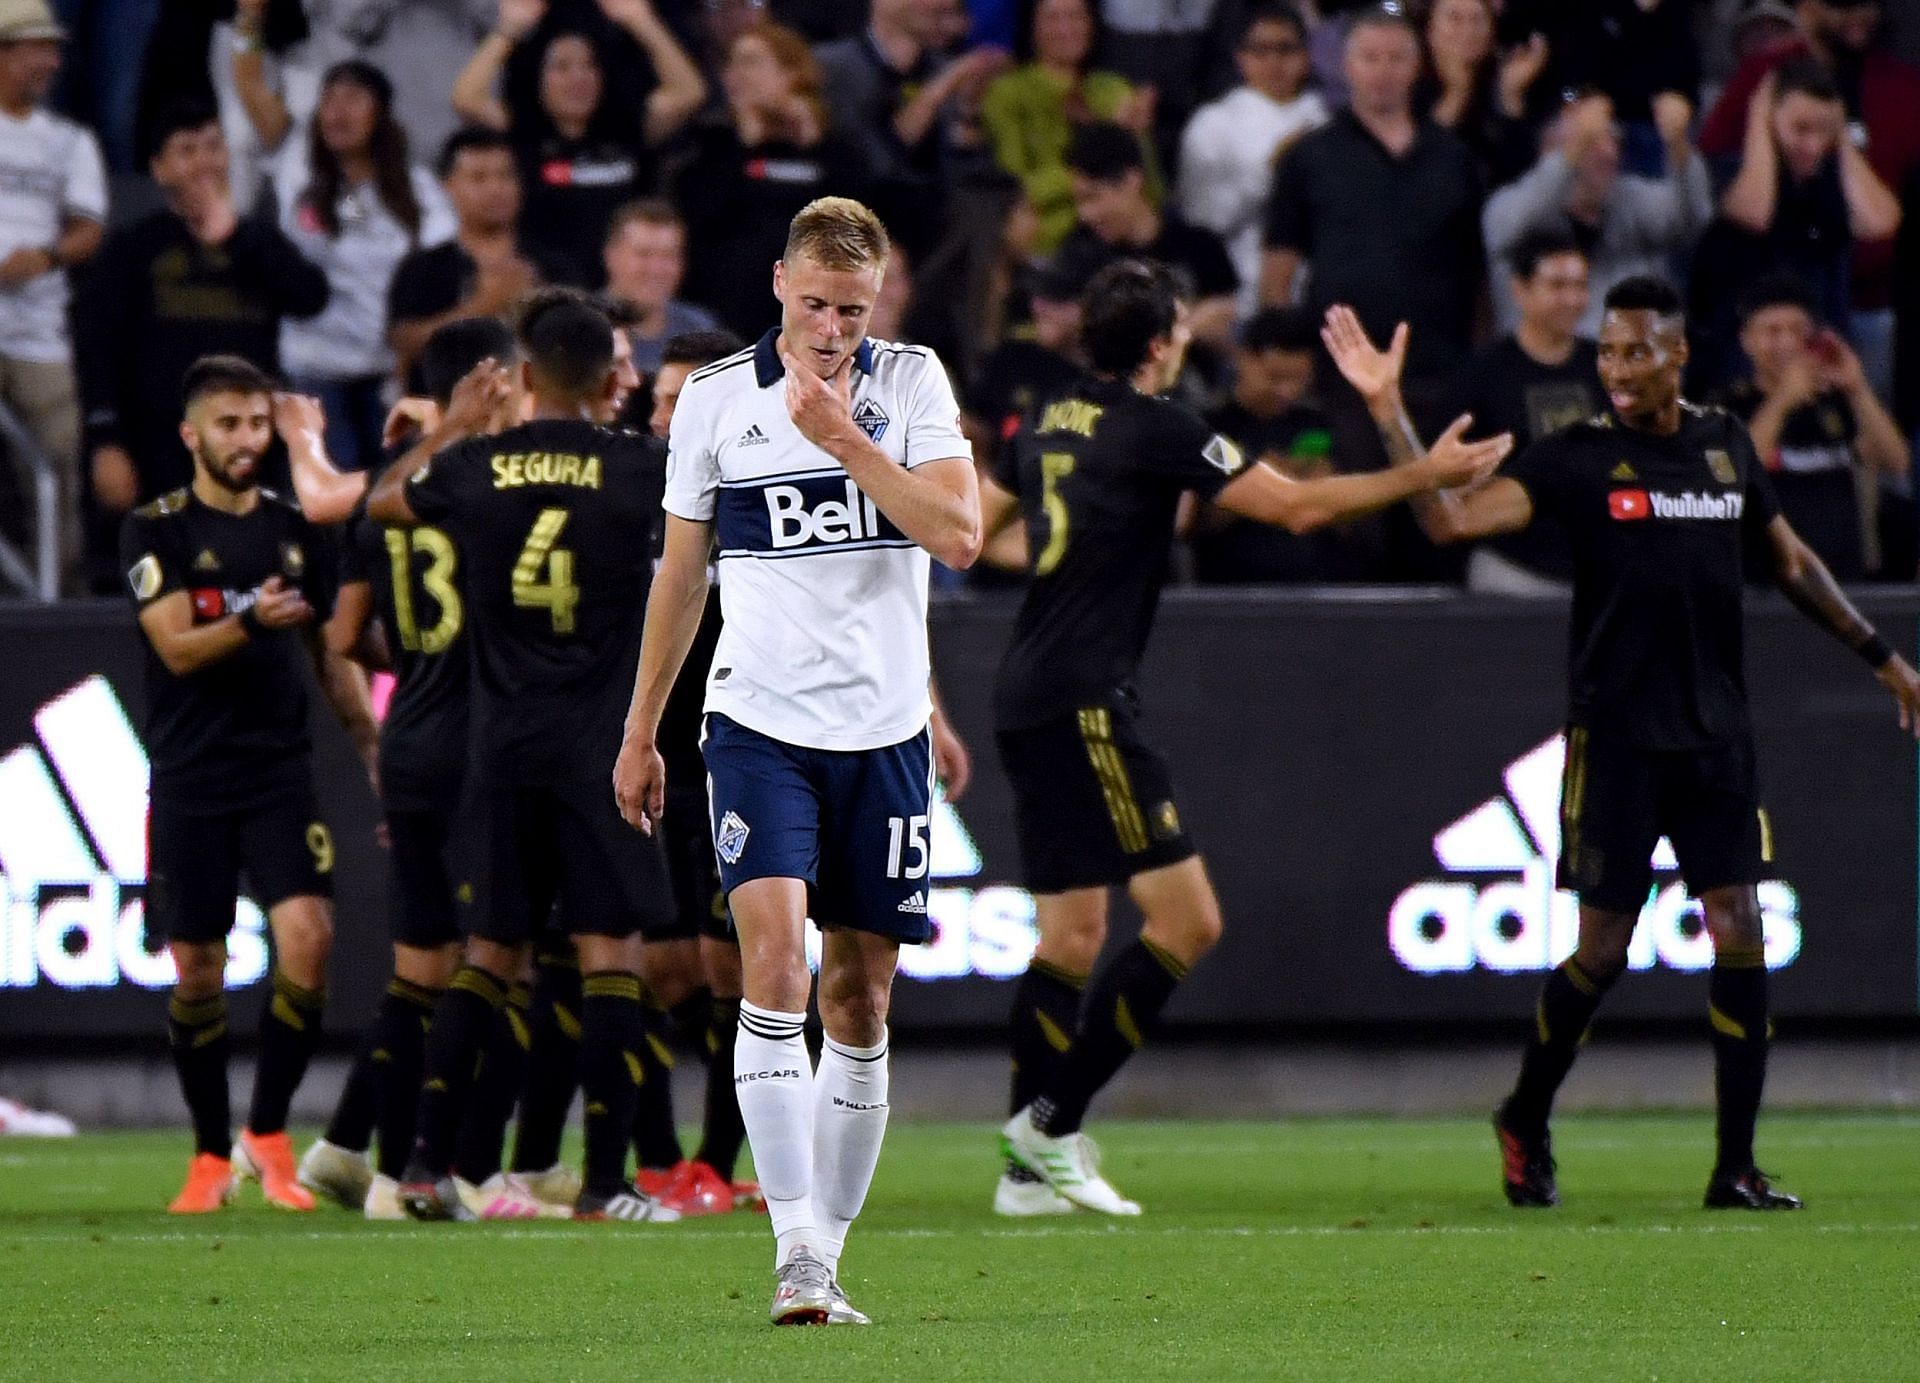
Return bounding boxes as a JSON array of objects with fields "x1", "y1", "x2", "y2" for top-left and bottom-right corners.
[{"x1": 80, "y1": 99, "x2": 328, "y2": 514}]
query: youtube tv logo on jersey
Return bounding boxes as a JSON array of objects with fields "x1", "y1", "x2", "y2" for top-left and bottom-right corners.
[{"x1": 1609, "y1": 488, "x2": 1651, "y2": 521}]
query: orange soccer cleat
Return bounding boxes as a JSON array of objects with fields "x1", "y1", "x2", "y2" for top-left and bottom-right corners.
[
  {"x1": 634, "y1": 1165, "x2": 677, "y2": 1199},
  {"x1": 656, "y1": 1160, "x2": 734, "y2": 1217},
  {"x1": 235, "y1": 1130, "x2": 316, "y2": 1211},
  {"x1": 733, "y1": 1178, "x2": 766, "y2": 1213},
  {"x1": 168, "y1": 1153, "x2": 236, "y2": 1214}
]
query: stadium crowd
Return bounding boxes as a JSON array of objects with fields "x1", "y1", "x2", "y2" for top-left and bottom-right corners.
[{"x1": 2, "y1": 0, "x2": 1920, "y2": 595}]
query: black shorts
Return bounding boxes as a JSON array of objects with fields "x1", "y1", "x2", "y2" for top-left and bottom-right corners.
[
  {"x1": 467, "y1": 777, "x2": 673, "y2": 944},
  {"x1": 655, "y1": 786, "x2": 733, "y2": 942},
  {"x1": 996, "y1": 701, "x2": 1196, "y2": 894},
  {"x1": 383, "y1": 807, "x2": 463, "y2": 949},
  {"x1": 1558, "y1": 726, "x2": 1774, "y2": 914},
  {"x1": 147, "y1": 788, "x2": 334, "y2": 945}
]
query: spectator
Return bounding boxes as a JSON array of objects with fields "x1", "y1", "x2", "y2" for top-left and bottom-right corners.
[
  {"x1": 77, "y1": 99, "x2": 327, "y2": 510},
  {"x1": 1699, "y1": 0, "x2": 1920, "y2": 397},
  {"x1": 309, "y1": 0, "x2": 496, "y2": 163},
  {"x1": 1482, "y1": 92, "x2": 1709, "y2": 338},
  {"x1": 1177, "y1": 3, "x2": 1328, "y2": 316},
  {"x1": 813, "y1": 0, "x2": 1010, "y2": 255},
  {"x1": 672, "y1": 22, "x2": 866, "y2": 339},
  {"x1": 0, "y1": 0, "x2": 103, "y2": 592},
  {"x1": 1448, "y1": 227, "x2": 1598, "y2": 594},
  {"x1": 901, "y1": 170, "x2": 1041, "y2": 385},
  {"x1": 1095, "y1": 0, "x2": 1219, "y2": 148},
  {"x1": 1716, "y1": 272, "x2": 1908, "y2": 580},
  {"x1": 961, "y1": 259, "x2": 1086, "y2": 446},
  {"x1": 1189, "y1": 305, "x2": 1350, "y2": 584},
  {"x1": 46, "y1": 0, "x2": 161, "y2": 174},
  {"x1": 980, "y1": 0, "x2": 1157, "y2": 254},
  {"x1": 386, "y1": 126, "x2": 578, "y2": 391},
  {"x1": 1260, "y1": 5, "x2": 1482, "y2": 391},
  {"x1": 1416, "y1": 0, "x2": 1541, "y2": 188},
  {"x1": 274, "y1": 61, "x2": 455, "y2": 472},
  {"x1": 1691, "y1": 61, "x2": 1900, "y2": 388},
  {"x1": 601, "y1": 198, "x2": 719, "y2": 379},
  {"x1": 645, "y1": 324, "x2": 746, "y2": 440},
  {"x1": 452, "y1": 0, "x2": 707, "y2": 284},
  {"x1": 214, "y1": 0, "x2": 323, "y2": 213},
  {"x1": 1054, "y1": 121, "x2": 1238, "y2": 351}
]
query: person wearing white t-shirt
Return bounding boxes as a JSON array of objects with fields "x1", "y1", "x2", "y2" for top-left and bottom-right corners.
[
  {"x1": 217, "y1": 0, "x2": 324, "y2": 214},
  {"x1": 614, "y1": 197, "x2": 980, "y2": 1327},
  {"x1": 0, "y1": 3, "x2": 105, "y2": 592},
  {"x1": 1176, "y1": 3, "x2": 1327, "y2": 317}
]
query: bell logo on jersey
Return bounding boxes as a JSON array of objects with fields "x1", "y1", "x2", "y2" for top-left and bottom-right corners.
[
  {"x1": 1608, "y1": 488, "x2": 1650, "y2": 521},
  {"x1": 717, "y1": 472, "x2": 913, "y2": 558}
]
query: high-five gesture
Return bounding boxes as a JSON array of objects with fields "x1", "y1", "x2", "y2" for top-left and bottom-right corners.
[{"x1": 1320, "y1": 307, "x2": 1407, "y2": 408}]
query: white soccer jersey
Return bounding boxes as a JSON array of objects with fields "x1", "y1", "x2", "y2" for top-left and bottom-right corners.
[{"x1": 663, "y1": 330, "x2": 969, "y2": 751}]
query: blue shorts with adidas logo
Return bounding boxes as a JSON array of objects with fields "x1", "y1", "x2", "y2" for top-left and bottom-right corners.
[{"x1": 701, "y1": 713, "x2": 935, "y2": 943}]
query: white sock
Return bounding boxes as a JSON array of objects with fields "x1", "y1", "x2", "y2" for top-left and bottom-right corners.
[
  {"x1": 812, "y1": 1030, "x2": 891, "y2": 1276},
  {"x1": 735, "y1": 1001, "x2": 816, "y2": 1267}
]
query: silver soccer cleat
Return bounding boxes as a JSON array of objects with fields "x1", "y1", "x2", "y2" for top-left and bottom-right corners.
[
  {"x1": 769, "y1": 1246, "x2": 835, "y2": 1325},
  {"x1": 825, "y1": 1276, "x2": 871, "y2": 1326}
]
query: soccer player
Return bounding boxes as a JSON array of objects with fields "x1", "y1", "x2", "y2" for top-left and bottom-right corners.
[
  {"x1": 369, "y1": 289, "x2": 680, "y2": 1223},
  {"x1": 121, "y1": 354, "x2": 378, "y2": 1214},
  {"x1": 1320, "y1": 279, "x2": 1920, "y2": 1210},
  {"x1": 614, "y1": 197, "x2": 982, "y2": 1325},
  {"x1": 987, "y1": 260, "x2": 1511, "y2": 1216}
]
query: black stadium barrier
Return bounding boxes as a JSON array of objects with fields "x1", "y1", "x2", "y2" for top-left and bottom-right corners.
[{"x1": 0, "y1": 591, "x2": 1913, "y2": 1040}]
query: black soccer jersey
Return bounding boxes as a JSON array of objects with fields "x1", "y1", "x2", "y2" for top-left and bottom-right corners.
[
  {"x1": 1502, "y1": 403, "x2": 1783, "y2": 750},
  {"x1": 119, "y1": 488, "x2": 334, "y2": 810},
  {"x1": 341, "y1": 462, "x2": 469, "y2": 813},
  {"x1": 992, "y1": 377, "x2": 1250, "y2": 729},
  {"x1": 404, "y1": 419, "x2": 664, "y2": 783}
]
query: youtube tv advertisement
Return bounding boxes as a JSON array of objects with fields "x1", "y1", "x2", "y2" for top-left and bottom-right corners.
[{"x1": 1, "y1": 593, "x2": 1914, "y2": 1040}]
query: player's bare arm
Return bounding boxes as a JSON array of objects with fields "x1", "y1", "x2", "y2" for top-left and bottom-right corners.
[
  {"x1": 1766, "y1": 517, "x2": 1920, "y2": 736},
  {"x1": 366, "y1": 360, "x2": 513, "y2": 527},
  {"x1": 305, "y1": 625, "x2": 380, "y2": 788},
  {"x1": 975, "y1": 471, "x2": 1029, "y2": 571},
  {"x1": 136, "y1": 575, "x2": 311, "y2": 676},
  {"x1": 614, "y1": 513, "x2": 715, "y2": 833},
  {"x1": 274, "y1": 391, "x2": 368, "y2": 526},
  {"x1": 780, "y1": 351, "x2": 983, "y2": 570},
  {"x1": 929, "y1": 679, "x2": 971, "y2": 801},
  {"x1": 323, "y1": 579, "x2": 391, "y2": 671},
  {"x1": 1320, "y1": 305, "x2": 1536, "y2": 544}
]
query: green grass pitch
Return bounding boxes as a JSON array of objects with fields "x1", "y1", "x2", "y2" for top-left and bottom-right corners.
[{"x1": 2, "y1": 1114, "x2": 1916, "y2": 1381}]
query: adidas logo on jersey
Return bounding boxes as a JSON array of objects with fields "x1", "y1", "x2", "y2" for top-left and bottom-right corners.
[
  {"x1": 0, "y1": 676, "x2": 268, "y2": 991},
  {"x1": 1387, "y1": 734, "x2": 1801, "y2": 976},
  {"x1": 715, "y1": 810, "x2": 750, "y2": 865},
  {"x1": 738, "y1": 424, "x2": 770, "y2": 447},
  {"x1": 897, "y1": 891, "x2": 927, "y2": 915}
]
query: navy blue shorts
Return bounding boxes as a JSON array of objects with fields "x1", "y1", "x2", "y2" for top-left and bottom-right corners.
[{"x1": 702, "y1": 713, "x2": 935, "y2": 943}]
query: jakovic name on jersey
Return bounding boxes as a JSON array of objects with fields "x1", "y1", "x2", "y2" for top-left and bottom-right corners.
[{"x1": 716, "y1": 470, "x2": 911, "y2": 558}]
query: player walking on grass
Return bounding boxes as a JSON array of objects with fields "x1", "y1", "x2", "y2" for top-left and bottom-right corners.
[
  {"x1": 121, "y1": 355, "x2": 378, "y2": 1214},
  {"x1": 614, "y1": 197, "x2": 981, "y2": 1325},
  {"x1": 984, "y1": 260, "x2": 1512, "y2": 1216},
  {"x1": 369, "y1": 289, "x2": 681, "y2": 1224},
  {"x1": 1321, "y1": 279, "x2": 1920, "y2": 1211}
]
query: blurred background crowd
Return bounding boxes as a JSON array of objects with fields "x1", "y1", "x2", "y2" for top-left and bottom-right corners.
[{"x1": 2, "y1": 0, "x2": 1918, "y2": 595}]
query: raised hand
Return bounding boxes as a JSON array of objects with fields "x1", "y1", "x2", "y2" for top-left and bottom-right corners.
[
  {"x1": 1422, "y1": 413, "x2": 1513, "y2": 489},
  {"x1": 443, "y1": 358, "x2": 514, "y2": 433},
  {"x1": 1651, "y1": 90, "x2": 1694, "y2": 148},
  {"x1": 1497, "y1": 33, "x2": 1548, "y2": 116},
  {"x1": 497, "y1": 0, "x2": 547, "y2": 39},
  {"x1": 1320, "y1": 306, "x2": 1407, "y2": 407},
  {"x1": 383, "y1": 396, "x2": 441, "y2": 448},
  {"x1": 272, "y1": 392, "x2": 326, "y2": 451}
]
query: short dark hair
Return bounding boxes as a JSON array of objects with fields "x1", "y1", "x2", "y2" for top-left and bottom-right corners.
[
  {"x1": 1737, "y1": 271, "x2": 1821, "y2": 327},
  {"x1": 1602, "y1": 275, "x2": 1683, "y2": 319},
  {"x1": 1065, "y1": 122, "x2": 1146, "y2": 183},
  {"x1": 515, "y1": 287, "x2": 614, "y2": 397},
  {"x1": 1506, "y1": 226, "x2": 1587, "y2": 282},
  {"x1": 1346, "y1": 2, "x2": 1417, "y2": 44},
  {"x1": 1774, "y1": 55, "x2": 1842, "y2": 107},
  {"x1": 182, "y1": 354, "x2": 273, "y2": 410},
  {"x1": 1239, "y1": 306, "x2": 1318, "y2": 356},
  {"x1": 598, "y1": 295, "x2": 642, "y2": 330},
  {"x1": 661, "y1": 329, "x2": 747, "y2": 370},
  {"x1": 436, "y1": 125, "x2": 514, "y2": 178},
  {"x1": 420, "y1": 317, "x2": 518, "y2": 406},
  {"x1": 1081, "y1": 259, "x2": 1181, "y2": 375},
  {"x1": 606, "y1": 197, "x2": 685, "y2": 244},
  {"x1": 1239, "y1": 2, "x2": 1306, "y2": 44},
  {"x1": 145, "y1": 98, "x2": 219, "y2": 166}
]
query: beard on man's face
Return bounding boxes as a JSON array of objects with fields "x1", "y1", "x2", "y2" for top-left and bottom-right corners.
[{"x1": 195, "y1": 439, "x2": 261, "y2": 493}]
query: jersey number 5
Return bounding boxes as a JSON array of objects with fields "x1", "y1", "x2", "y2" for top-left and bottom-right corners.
[
  {"x1": 384, "y1": 526, "x2": 461, "y2": 654},
  {"x1": 1036, "y1": 452, "x2": 1075, "y2": 576},
  {"x1": 513, "y1": 507, "x2": 581, "y2": 634}
]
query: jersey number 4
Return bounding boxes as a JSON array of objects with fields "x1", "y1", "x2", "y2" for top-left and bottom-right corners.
[
  {"x1": 1036, "y1": 452, "x2": 1075, "y2": 577},
  {"x1": 513, "y1": 507, "x2": 581, "y2": 634}
]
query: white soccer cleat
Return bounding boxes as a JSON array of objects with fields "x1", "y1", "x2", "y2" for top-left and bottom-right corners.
[
  {"x1": 0, "y1": 1098, "x2": 76, "y2": 1137},
  {"x1": 298, "y1": 1138, "x2": 372, "y2": 1210},
  {"x1": 993, "y1": 1169, "x2": 1076, "y2": 1217},
  {"x1": 515, "y1": 1162, "x2": 583, "y2": 1210},
  {"x1": 363, "y1": 1173, "x2": 405, "y2": 1221},
  {"x1": 768, "y1": 1246, "x2": 835, "y2": 1325},
  {"x1": 574, "y1": 1189, "x2": 683, "y2": 1223},
  {"x1": 468, "y1": 1172, "x2": 545, "y2": 1220},
  {"x1": 1001, "y1": 1107, "x2": 1142, "y2": 1216},
  {"x1": 824, "y1": 1276, "x2": 871, "y2": 1326}
]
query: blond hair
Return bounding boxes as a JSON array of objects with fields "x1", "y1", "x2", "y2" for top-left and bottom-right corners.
[{"x1": 784, "y1": 197, "x2": 890, "y2": 273}]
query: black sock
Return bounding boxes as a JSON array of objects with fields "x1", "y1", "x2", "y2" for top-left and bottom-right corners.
[
  {"x1": 373, "y1": 978, "x2": 438, "y2": 1180},
  {"x1": 694, "y1": 994, "x2": 747, "y2": 1178},
  {"x1": 1010, "y1": 960, "x2": 1086, "y2": 1115},
  {"x1": 324, "y1": 1027, "x2": 384, "y2": 1154},
  {"x1": 1503, "y1": 959, "x2": 1613, "y2": 1137},
  {"x1": 248, "y1": 969, "x2": 324, "y2": 1136},
  {"x1": 580, "y1": 971, "x2": 645, "y2": 1198},
  {"x1": 510, "y1": 954, "x2": 582, "y2": 1174},
  {"x1": 168, "y1": 992, "x2": 232, "y2": 1158},
  {"x1": 454, "y1": 982, "x2": 531, "y2": 1186},
  {"x1": 631, "y1": 996, "x2": 683, "y2": 1172},
  {"x1": 410, "y1": 965, "x2": 507, "y2": 1178},
  {"x1": 1035, "y1": 939, "x2": 1185, "y2": 1137},
  {"x1": 669, "y1": 989, "x2": 712, "y2": 1050},
  {"x1": 1710, "y1": 944, "x2": 1771, "y2": 1176}
]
